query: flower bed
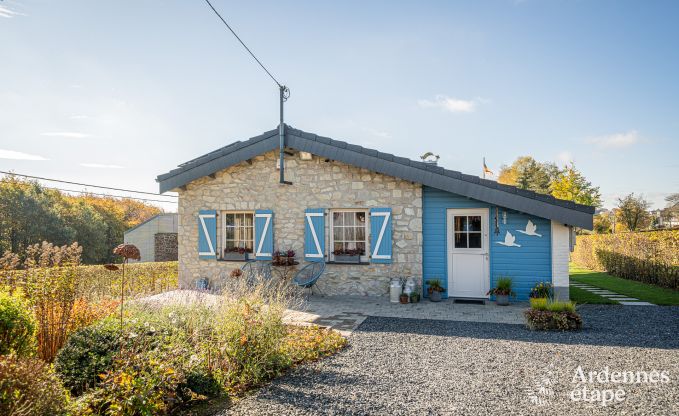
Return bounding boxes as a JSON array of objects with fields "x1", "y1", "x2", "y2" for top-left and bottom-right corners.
[{"x1": 524, "y1": 298, "x2": 582, "y2": 331}]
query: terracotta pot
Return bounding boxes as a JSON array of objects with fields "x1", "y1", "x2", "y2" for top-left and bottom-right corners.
[{"x1": 399, "y1": 294, "x2": 409, "y2": 304}]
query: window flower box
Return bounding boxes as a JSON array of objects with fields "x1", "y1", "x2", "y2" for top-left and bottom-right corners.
[
  {"x1": 332, "y1": 249, "x2": 363, "y2": 264},
  {"x1": 223, "y1": 248, "x2": 252, "y2": 261}
]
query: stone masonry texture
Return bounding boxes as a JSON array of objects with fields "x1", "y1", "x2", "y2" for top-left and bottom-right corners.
[
  {"x1": 154, "y1": 232, "x2": 178, "y2": 262},
  {"x1": 177, "y1": 150, "x2": 423, "y2": 295}
]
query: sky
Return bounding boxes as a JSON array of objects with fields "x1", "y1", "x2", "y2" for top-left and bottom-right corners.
[{"x1": 1, "y1": 0, "x2": 678, "y2": 213}]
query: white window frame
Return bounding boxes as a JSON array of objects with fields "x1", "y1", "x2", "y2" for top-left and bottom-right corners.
[
  {"x1": 329, "y1": 209, "x2": 370, "y2": 263},
  {"x1": 221, "y1": 211, "x2": 255, "y2": 258}
]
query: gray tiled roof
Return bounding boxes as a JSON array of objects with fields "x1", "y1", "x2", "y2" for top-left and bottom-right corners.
[{"x1": 157, "y1": 125, "x2": 595, "y2": 229}]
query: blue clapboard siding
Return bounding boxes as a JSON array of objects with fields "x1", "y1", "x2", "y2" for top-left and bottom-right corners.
[
  {"x1": 422, "y1": 187, "x2": 490, "y2": 298},
  {"x1": 423, "y1": 186, "x2": 551, "y2": 301},
  {"x1": 490, "y1": 210, "x2": 551, "y2": 301}
]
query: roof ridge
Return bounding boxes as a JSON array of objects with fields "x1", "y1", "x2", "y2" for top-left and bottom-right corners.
[
  {"x1": 156, "y1": 124, "x2": 595, "y2": 226},
  {"x1": 284, "y1": 125, "x2": 594, "y2": 213}
]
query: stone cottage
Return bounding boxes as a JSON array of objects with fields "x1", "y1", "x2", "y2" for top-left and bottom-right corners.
[{"x1": 157, "y1": 125, "x2": 594, "y2": 300}]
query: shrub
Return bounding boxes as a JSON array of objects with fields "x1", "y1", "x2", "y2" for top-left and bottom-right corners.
[
  {"x1": 54, "y1": 319, "x2": 121, "y2": 396},
  {"x1": 0, "y1": 355, "x2": 70, "y2": 416},
  {"x1": 596, "y1": 249, "x2": 679, "y2": 290},
  {"x1": 526, "y1": 298, "x2": 581, "y2": 330},
  {"x1": 22, "y1": 242, "x2": 83, "y2": 362},
  {"x1": 0, "y1": 289, "x2": 35, "y2": 356},
  {"x1": 213, "y1": 295, "x2": 290, "y2": 392},
  {"x1": 74, "y1": 354, "x2": 187, "y2": 416},
  {"x1": 5, "y1": 260, "x2": 178, "y2": 302},
  {"x1": 68, "y1": 298, "x2": 119, "y2": 334},
  {"x1": 571, "y1": 230, "x2": 678, "y2": 289}
]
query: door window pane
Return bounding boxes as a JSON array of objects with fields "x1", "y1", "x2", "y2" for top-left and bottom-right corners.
[
  {"x1": 454, "y1": 232, "x2": 467, "y2": 248},
  {"x1": 468, "y1": 216, "x2": 482, "y2": 232},
  {"x1": 468, "y1": 232, "x2": 482, "y2": 248},
  {"x1": 454, "y1": 216, "x2": 467, "y2": 232}
]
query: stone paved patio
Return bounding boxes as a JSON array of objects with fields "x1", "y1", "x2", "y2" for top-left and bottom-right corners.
[{"x1": 283, "y1": 295, "x2": 527, "y2": 335}]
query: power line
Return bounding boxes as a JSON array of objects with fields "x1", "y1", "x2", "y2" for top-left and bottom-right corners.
[
  {"x1": 0, "y1": 171, "x2": 177, "y2": 198},
  {"x1": 24, "y1": 183, "x2": 177, "y2": 204},
  {"x1": 203, "y1": 0, "x2": 283, "y2": 88}
]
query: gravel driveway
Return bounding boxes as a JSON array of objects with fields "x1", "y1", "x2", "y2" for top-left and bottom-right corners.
[{"x1": 221, "y1": 306, "x2": 679, "y2": 415}]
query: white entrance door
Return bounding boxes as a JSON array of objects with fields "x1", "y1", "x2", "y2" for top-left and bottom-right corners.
[{"x1": 447, "y1": 208, "x2": 490, "y2": 298}]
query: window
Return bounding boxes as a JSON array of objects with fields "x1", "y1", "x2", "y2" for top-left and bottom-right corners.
[
  {"x1": 222, "y1": 212, "x2": 254, "y2": 254},
  {"x1": 454, "y1": 215, "x2": 482, "y2": 249},
  {"x1": 330, "y1": 210, "x2": 368, "y2": 260}
]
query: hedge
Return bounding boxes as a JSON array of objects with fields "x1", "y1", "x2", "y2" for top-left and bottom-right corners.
[
  {"x1": 572, "y1": 230, "x2": 679, "y2": 290},
  {"x1": 1, "y1": 261, "x2": 178, "y2": 301},
  {"x1": 596, "y1": 249, "x2": 679, "y2": 290}
]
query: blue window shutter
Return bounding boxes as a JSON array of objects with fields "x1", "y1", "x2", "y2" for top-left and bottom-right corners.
[
  {"x1": 370, "y1": 208, "x2": 392, "y2": 264},
  {"x1": 198, "y1": 210, "x2": 217, "y2": 260},
  {"x1": 304, "y1": 209, "x2": 325, "y2": 262},
  {"x1": 254, "y1": 209, "x2": 273, "y2": 260}
]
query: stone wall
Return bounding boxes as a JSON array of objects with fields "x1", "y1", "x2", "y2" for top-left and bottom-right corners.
[
  {"x1": 177, "y1": 150, "x2": 422, "y2": 295},
  {"x1": 154, "y1": 233, "x2": 178, "y2": 262}
]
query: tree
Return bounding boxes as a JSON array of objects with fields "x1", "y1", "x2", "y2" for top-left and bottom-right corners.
[
  {"x1": 497, "y1": 156, "x2": 558, "y2": 194},
  {"x1": 593, "y1": 213, "x2": 612, "y2": 234},
  {"x1": 616, "y1": 193, "x2": 651, "y2": 231},
  {"x1": 0, "y1": 176, "x2": 163, "y2": 264},
  {"x1": 550, "y1": 163, "x2": 602, "y2": 206},
  {"x1": 662, "y1": 193, "x2": 679, "y2": 221}
]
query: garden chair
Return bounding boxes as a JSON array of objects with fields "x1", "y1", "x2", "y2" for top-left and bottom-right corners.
[
  {"x1": 292, "y1": 261, "x2": 326, "y2": 297},
  {"x1": 240, "y1": 260, "x2": 273, "y2": 285}
]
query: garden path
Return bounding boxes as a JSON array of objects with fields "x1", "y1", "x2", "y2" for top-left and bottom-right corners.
[{"x1": 569, "y1": 282, "x2": 655, "y2": 305}]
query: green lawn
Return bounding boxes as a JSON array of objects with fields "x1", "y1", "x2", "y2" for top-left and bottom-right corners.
[
  {"x1": 569, "y1": 285, "x2": 617, "y2": 305},
  {"x1": 570, "y1": 264, "x2": 679, "y2": 306}
]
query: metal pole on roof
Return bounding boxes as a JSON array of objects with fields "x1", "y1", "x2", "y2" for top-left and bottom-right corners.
[{"x1": 279, "y1": 85, "x2": 291, "y2": 185}]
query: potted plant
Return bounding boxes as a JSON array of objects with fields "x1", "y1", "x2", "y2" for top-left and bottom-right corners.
[
  {"x1": 529, "y1": 281, "x2": 553, "y2": 299},
  {"x1": 332, "y1": 248, "x2": 363, "y2": 264},
  {"x1": 410, "y1": 289, "x2": 420, "y2": 303},
  {"x1": 426, "y1": 279, "x2": 445, "y2": 302},
  {"x1": 223, "y1": 247, "x2": 251, "y2": 261},
  {"x1": 399, "y1": 292, "x2": 409, "y2": 304},
  {"x1": 487, "y1": 276, "x2": 515, "y2": 306},
  {"x1": 273, "y1": 249, "x2": 296, "y2": 266}
]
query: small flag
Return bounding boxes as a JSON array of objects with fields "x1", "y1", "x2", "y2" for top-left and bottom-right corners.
[{"x1": 483, "y1": 158, "x2": 494, "y2": 176}]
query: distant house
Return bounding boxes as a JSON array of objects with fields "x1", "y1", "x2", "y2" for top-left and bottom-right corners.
[
  {"x1": 651, "y1": 209, "x2": 679, "y2": 229},
  {"x1": 156, "y1": 125, "x2": 594, "y2": 301},
  {"x1": 124, "y1": 213, "x2": 178, "y2": 262}
]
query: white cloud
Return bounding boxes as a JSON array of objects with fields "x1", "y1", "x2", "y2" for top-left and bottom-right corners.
[
  {"x1": 586, "y1": 130, "x2": 639, "y2": 149},
  {"x1": 0, "y1": 149, "x2": 48, "y2": 161},
  {"x1": 80, "y1": 163, "x2": 124, "y2": 169},
  {"x1": 41, "y1": 131, "x2": 93, "y2": 139},
  {"x1": 418, "y1": 95, "x2": 486, "y2": 113},
  {"x1": 69, "y1": 115, "x2": 89, "y2": 120},
  {"x1": 0, "y1": 5, "x2": 24, "y2": 18}
]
